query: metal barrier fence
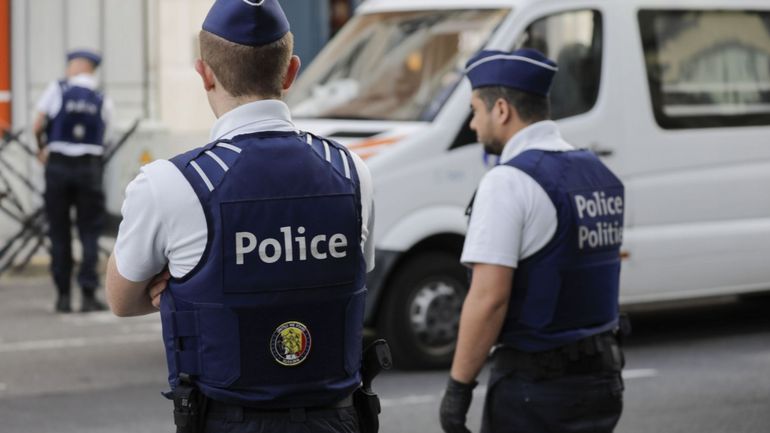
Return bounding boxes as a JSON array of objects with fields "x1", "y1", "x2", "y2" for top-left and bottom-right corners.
[{"x1": 0, "y1": 120, "x2": 139, "y2": 276}]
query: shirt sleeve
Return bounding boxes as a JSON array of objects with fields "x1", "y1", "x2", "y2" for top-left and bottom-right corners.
[
  {"x1": 35, "y1": 81, "x2": 61, "y2": 117},
  {"x1": 460, "y1": 168, "x2": 526, "y2": 268},
  {"x1": 350, "y1": 152, "x2": 376, "y2": 272},
  {"x1": 461, "y1": 165, "x2": 559, "y2": 268},
  {"x1": 113, "y1": 166, "x2": 169, "y2": 282}
]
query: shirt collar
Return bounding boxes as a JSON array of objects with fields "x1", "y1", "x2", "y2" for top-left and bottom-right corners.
[
  {"x1": 209, "y1": 99, "x2": 297, "y2": 142},
  {"x1": 500, "y1": 120, "x2": 572, "y2": 163},
  {"x1": 68, "y1": 74, "x2": 99, "y2": 89}
]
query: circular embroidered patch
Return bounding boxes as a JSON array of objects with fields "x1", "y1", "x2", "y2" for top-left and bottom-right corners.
[{"x1": 270, "y1": 321, "x2": 311, "y2": 366}]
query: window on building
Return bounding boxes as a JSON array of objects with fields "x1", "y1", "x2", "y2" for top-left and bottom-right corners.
[
  {"x1": 639, "y1": 10, "x2": 770, "y2": 129},
  {"x1": 515, "y1": 10, "x2": 603, "y2": 120}
]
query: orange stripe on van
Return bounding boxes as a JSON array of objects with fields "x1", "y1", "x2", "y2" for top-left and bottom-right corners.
[
  {"x1": 348, "y1": 135, "x2": 403, "y2": 150},
  {"x1": 0, "y1": 0, "x2": 10, "y2": 129}
]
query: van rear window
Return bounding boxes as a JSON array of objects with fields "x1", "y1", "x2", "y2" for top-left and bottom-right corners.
[{"x1": 639, "y1": 10, "x2": 770, "y2": 129}]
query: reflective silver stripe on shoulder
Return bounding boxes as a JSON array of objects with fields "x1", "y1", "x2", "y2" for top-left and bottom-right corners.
[
  {"x1": 339, "y1": 149, "x2": 351, "y2": 179},
  {"x1": 216, "y1": 142, "x2": 242, "y2": 153},
  {"x1": 190, "y1": 161, "x2": 215, "y2": 192},
  {"x1": 205, "y1": 150, "x2": 229, "y2": 172},
  {"x1": 306, "y1": 134, "x2": 313, "y2": 145},
  {"x1": 323, "y1": 140, "x2": 331, "y2": 162}
]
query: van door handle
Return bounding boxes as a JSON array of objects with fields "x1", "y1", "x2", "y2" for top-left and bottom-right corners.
[{"x1": 590, "y1": 143, "x2": 614, "y2": 157}]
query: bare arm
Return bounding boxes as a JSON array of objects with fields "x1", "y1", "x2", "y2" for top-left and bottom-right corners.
[
  {"x1": 32, "y1": 112, "x2": 47, "y2": 149},
  {"x1": 106, "y1": 253, "x2": 169, "y2": 317},
  {"x1": 450, "y1": 263, "x2": 514, "y2": 383}
]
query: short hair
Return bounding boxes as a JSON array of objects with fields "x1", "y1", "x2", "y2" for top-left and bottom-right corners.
[
  {"x1": 476, "y1": 86, "x2": 551, "y2": 123},
  {"x1": 199, "y1": 30, "x2": 294, "y2": 99}
]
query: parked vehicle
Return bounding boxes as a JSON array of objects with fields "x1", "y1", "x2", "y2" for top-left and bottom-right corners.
[{"x1": 287, "y1": 0, "x2": 770, "y2": 368}]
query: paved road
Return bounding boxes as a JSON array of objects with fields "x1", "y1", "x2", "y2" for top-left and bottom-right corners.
[{"x1": 1, "y1": 275, "x2": 768, "y2": 433}]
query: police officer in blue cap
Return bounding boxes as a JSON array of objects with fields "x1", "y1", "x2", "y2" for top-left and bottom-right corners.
[
  {"x1": 34, "y1": 49, "x2": 112, "y2": 313},
  {"x1": 105, "y1": 1, "x2": 374, "y2": 432},
  {"x1": 439, "y1": 49, "x2": 626, "y2": 433}
]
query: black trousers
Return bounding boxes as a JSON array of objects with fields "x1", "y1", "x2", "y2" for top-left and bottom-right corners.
[
  {"x1": 481, "y1": 370, "x2": 624, "y2": 433},
  {"x1": 44, "y1": 153, "x2": 105, "y2": 296},
  {"x1": 203, "y1": 405, "x2": 360, "y2": 433}
]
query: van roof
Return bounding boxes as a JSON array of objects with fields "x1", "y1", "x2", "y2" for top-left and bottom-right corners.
[{"x1": 358, "y1": 0, "x2": 770, "y2": 14}]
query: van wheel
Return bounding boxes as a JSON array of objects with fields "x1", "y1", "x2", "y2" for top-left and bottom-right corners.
[{"x1": 378, "y1": 252, "x2": 468, "y2": 369}]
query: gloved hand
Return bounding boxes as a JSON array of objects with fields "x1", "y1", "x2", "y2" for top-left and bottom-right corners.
[{"x1": 439, "y1": 377, "x2": 477, "y2": 433}]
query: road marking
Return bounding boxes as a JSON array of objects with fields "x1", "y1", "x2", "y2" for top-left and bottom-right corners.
[
  {"x1": 60, "y1": 312, "x2": 159, "y2": 326},
  {"x1": 381, "y1": 394, "x2": 436, "y2": 407},
  {"x1": 380, "y1": 369, "x2": 657, "y2": 408},
  {"x1": 0, "y1": 333, "x2": 159, "y2": 353},
  {"x1": 623, "y1": 368, "x2": 658, "y2": 379}
]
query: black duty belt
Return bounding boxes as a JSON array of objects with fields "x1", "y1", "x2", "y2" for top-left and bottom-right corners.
[
  {"x1": 48, "y1": 152, "x2": 103, "y2": 164},
  {"x1": 491, "y1": 331, "x2": 624, "y2": 380},
  {"x1": 206, "y1": 394, "x2": 355, "y2": 420}
]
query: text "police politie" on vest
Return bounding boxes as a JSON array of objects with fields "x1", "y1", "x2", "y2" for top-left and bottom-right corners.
[
  {"x1": 574, "y1": 191, "x2": 624, "y2": 250},
  {"x1": 235, "y1": 226, "x2": 348, "y2": 264}
]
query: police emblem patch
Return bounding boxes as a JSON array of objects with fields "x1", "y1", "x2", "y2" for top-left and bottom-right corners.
[{"x1": 270, "y1": 321, "x2": 311, "y2": 366}]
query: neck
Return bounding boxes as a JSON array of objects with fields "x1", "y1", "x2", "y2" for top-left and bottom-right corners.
[
  {"x1": 211, "y1": 94, "x2": 279, "y2": 118},
  {"x1": 501, "y1": 119, "x2": 533, "y2": 145}
]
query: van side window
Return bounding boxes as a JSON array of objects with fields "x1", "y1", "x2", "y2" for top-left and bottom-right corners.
[
  {"x1": 515, "y1": 10, "x2": 603, "y2": 120},
  {"x1": 639, "y1": 10, "x2": 770, "y2": 129}
]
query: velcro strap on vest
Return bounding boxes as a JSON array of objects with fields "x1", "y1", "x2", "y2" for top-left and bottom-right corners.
[{"x1": 172, "y1": 311, "x2": 201, "y2": 375}]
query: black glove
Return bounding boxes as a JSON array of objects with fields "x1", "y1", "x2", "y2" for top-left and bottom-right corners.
[{"x1": 439, "y1": 377, "x2": 477, "y2": 433}]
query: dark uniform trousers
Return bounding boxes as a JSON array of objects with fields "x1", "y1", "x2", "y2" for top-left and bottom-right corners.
[
  {"x1": 202, "y1": 404, "x2": 360, "y2": 433},
  {"x1": 481, "y1": 335, "x2": 624, "y2": 433},
  {"x1": 44, "y1": 153, "x2": 105, "y2": 297},
  {"x1": 481, "y1": 371, "x2": 623, "y2": 433}
]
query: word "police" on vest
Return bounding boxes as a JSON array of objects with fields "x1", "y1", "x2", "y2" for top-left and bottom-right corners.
[
  {"x1": 573, "y1": 191, "x2": 624, "y2": 250},
  {"x1": 235, "y1": 226, "x2": 348, "y2": 265}
]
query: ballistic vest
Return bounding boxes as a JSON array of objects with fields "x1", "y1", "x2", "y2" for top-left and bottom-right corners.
[
  {"x1": 162, "y1": 131, "x2": 366, "y2": 408},
  {"x1": 499, "y1": 149, "x2": 624, "y2": 352},
  {"x1": 46, "y1": 80, "x2": 106, "y2": 147}
]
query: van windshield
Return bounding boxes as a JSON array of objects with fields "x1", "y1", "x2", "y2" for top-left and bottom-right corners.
[{"x1": 286, "y1": 9, "x2": 509, "y2": 121}]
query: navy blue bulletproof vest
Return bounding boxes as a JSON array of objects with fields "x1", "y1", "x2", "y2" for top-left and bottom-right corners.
[
  {"x1": 498, "y1": 149, "x2": 624, "y2": 352},
  {"x1": 163, "y1": 131, "x2": 366, "y2": 408},
  {"x1": 47, "y1": 80, "x2": 106, "y2": 146}
]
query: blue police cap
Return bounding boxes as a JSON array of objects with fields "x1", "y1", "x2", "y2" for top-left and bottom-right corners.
[
  {"x1": 67, "y1": 50, "x2": 102, "y2": 67},
  {"x1": 465, "y1": 49, "x2": 558, "y2": 96},
  {"x1": 203, "y1": 0, "x2": 290, "y2": 47}
]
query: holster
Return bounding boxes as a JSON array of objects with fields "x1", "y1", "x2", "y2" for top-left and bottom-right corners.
[
  {"x1": 354, "y1": 339, "x2": 392, "y2": 433},
  {"x1": 172, "y1": 374, "x2": 206, "y2": 433},
  {"x1": 353, "y1": 387, "x2": 381, "y2": 433}
]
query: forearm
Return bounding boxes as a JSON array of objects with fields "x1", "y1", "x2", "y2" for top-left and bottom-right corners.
[
  {"x1": 450, "y1": 291, "x2": 508, "y2": 383},
  {"x1": 32, "y1": 113, "x2": 47, "y2": 149},
  {"x1": 105, "y1": 253, "x2": 157, "y2": 316}
]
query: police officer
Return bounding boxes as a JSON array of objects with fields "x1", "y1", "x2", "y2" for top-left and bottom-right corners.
[
  {"x1": 105, "y1": 1, "x2": 374, "y2": 432},
  {"x1": 439, "y1": 49, "x2": 625, "y2": 433},
  {"x1": 33, "y1": 49, "x2": 112, "y2": 313}
]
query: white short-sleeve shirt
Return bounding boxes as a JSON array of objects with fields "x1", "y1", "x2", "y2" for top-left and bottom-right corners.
[
  {"x1": 460, "y1": 121, "x2": 574, "y2": 268},
  {"x1": 114, "y1": 100, "x2": 375, "y2": 282},
  {"x1": 36, "y1": 74, "x2": 114, "y2": 156}
]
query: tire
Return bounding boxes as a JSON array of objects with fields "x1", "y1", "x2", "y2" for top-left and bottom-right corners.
[{"x1": 378, "y1": 252, "x2": 468, "y2": 369}]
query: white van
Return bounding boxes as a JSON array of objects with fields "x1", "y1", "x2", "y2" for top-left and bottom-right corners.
[{"x1": 286, "y1": 0, "x2": 770, "y2": 368}]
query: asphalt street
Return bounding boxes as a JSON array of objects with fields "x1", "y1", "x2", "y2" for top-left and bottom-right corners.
[{"x1": 0, "y1": 275, "x2": 768, "y2": 433}]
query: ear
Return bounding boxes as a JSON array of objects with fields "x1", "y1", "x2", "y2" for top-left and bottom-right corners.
[
  {"x1": 495, "y1": 98, "x2": 513, "y2": 125},
  {"x1": 282, "y1": 55, "x2": 302, "y2": 92},
  {"x1": 195, "y1": 59, "x2": 216, "y2": 92}
]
